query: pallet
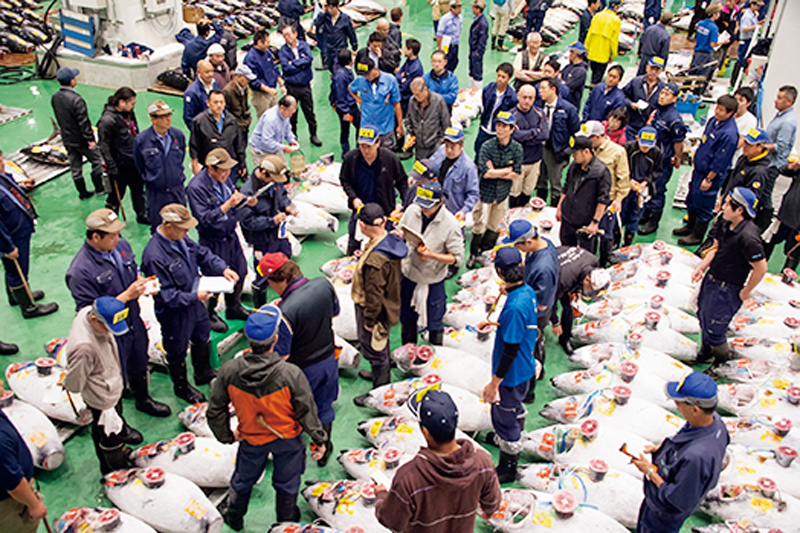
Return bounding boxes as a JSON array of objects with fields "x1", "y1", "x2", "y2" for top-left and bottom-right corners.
[
  {"x1": 205, "y1": 487, "x2": 229, "y2": 507},
  {"x1": 0, "y1": 105, "x2": 32, "y2": 126},
  {"x1": 0, "y1": 52, "x2": 35, "y2": 67},
  {"x1": 55, "y1": 419, "x2": 87, "y2": 443},
  {"x1": 147, "y1": 81, "x2": 186, "y2": 97},
  {"x1": 5, "y1": 128, "x2": 70, "y2": 188}
]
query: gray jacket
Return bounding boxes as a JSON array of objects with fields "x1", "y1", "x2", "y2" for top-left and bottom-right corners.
[
  {"x1": 406, "y1": 91, "x2": 451, "y2": 160},
  {"x1": 51, "y1": 86, "x2": 94, "y2": 148},
  {"x1": 400, "y1": 203, "x2": 464, "y2": 284}
]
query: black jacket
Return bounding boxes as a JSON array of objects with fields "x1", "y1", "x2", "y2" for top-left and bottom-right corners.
[
  {"x1": 624, "y1": 140, "x2": 662, "y2": 188},
  {"x1": 239, "y1": 176, "x2": 293, "y2": 251},
  {"x1": 340, "y1": 147, "x2": 409, "y2": 215},
  {"x1": 51, "y1": 87, "x2": 94, "y2": 148},
  {"x1": 554, "y1": 245, "x2": 598, "y2": 302},
  {"x1": 189, "y1": 110, "x2": 246, "y2": 170},
  {"x1": 720, "y1": 153, "x2": 771, "y2": 203},
  {"x1": 561, "y1": 155, "x2": 611, "y2": 227},
  {"x1": 97, "y1": 104, "x2": 138, "y2": 173},
  {"x1": 778, "y1": 165, "x2": 800, "y2": 229}
]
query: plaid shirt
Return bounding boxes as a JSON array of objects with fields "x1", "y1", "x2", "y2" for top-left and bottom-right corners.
[{"x1": 478, "y1": 137, "x2": 523, "y2": 203}]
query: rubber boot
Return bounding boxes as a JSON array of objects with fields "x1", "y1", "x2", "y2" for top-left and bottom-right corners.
[
  {"x1": 11, "y1": 286, "x2": 58, "y2": 319},
  {"x1": 783, "y1": 255, "x2": 800, "y2": 276},
  {"x1": 523, "y1": 377, "x2": 536, "y2": 404},
  {"x1": 623, "y1": 230, "x2": 635, "y2": 247},
  {"x1": 7, "y1": 286, "x2": 43, "y2": 306},
  {"x1": 99, "y1": 443, "x2": 133, "y2": 475},
  {"x1": 275, "y1": 490, "x2": 301, "y2": 522},
  {"x1": 558, "y1": 335, "x2": 575, "y2": 355},
  {"x1": 638, "y1": 209, "x2": 662, "y2": 236},
  {"x1": 428, "y1": 330, "x2": 443, "y2": 346},
  {"x1": 191, "y1": 340, "x2": 217, "y2": 386},
  {"x1": 696, "y1": 344, "x2": 713, "y2": 364},
  {"x1": 672, "y1": 212, "x2": 696, "y2": 237},
  {"x1": 518, "y1": 194, "x2": 531, "y2": 208},
  {"x1": 207, "y1": 298, "x2": 228, "y2": 333},
  {"x1": 482, "y1": 230, "x2": 499, "y2": 253},
  {"x1": 491, "y1": 36, "x2": 497, "y2": 50},
  {"x1": 706, "y1": 343, "x2": 733, "y2": 373},
  {"x1": 508, "y1": 195, "x2": 520, "y2": 208},
  {"x1": 252, "y1": 285, "x2": 267, "y2": 309},
  {"x1": 401, "y1": 321, "x2": 418, "y2": 346},
  {"x1": 225, "y1": 281, "x2": 251, "y2": 321},
  {"x1": 599, "y1": 239, "x2": 613, "y2": 268},
  {"x1": 318, "y1": 422, "x2": 333, "y2": 467},
  {"x1": 466, "y1": 233, "x2": 484, "y2": 268},
  {"x1": 535, "y1": 188, "x2": 548, "y2": 205},
  {"x1": 0, "y1": 340, "x2": 19, "y2": 355},
  {"x1": 129, "y1": 373, "x2": 171, "y2": 418},
  {"x1": 116, "y1": 422, "x2": 143, "y2": 446},
  {"x1": 678, "y1": 220, "x2": 709, "y2": 246},
  {"x1": 168, "y1": 361, "x2": 206, "y2": 404},
  {"x1": 221, "y1": 489, "x2": 251, "y2": 532},
  {"x1": 372, "y1": 364, "x2": 391, "y2": 388},
  {"x1": 495, "y1": 450, "x2": 519, "y2": 484},
  {"x1": 74, "y1": 177, "x2": 94, "y2": 200},
  {"x1": 497, "y1": 37, "x2": 506, "y2": 51}
]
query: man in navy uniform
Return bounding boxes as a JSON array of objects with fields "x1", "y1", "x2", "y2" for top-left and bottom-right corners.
[
  {"x1": 622, "y1": 57, "x2": 666, "y2": 140},
  {"x1": 468, "y1": 0, "x2": 489, "y2": 87},
  {"x1": 134, "y1": 100, "x2": 188, "y2": 233},
  {"x1": 66, "y1": 209, "x2": 170, "y2": 417},
  {"x1": 187, "y1": 149, "x2": 252, "y2": 334},
  {"x1": 141, "y1": 204, "x2": 239, "y2": 404},
  {"x1": 0, "y1": 152, "x2": 58, "y2": 320}
]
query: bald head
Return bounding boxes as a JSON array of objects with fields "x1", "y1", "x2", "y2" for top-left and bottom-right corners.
[
  {"x1": 517, "y1": 84, "x2": 536, "y2": 111},
  {"x1": 410, "y1": 77, "x2": 427, "y2": 93},
  {"x1": 196, "y1": 59, "x2": 214, "y2": 85},
  {"x1": 376, "y1": 18, "x2": 390, "y2": 35}
]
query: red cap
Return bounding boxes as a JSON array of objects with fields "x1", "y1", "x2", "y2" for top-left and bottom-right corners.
[{"x1": 257, "y1": 252, "x2": 289, "y2": 277}]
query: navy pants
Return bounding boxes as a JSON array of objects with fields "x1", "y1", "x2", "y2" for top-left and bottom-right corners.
[
  {"x1": 231, "y1": 436, "x2": 306, "y2": 495},
  {"x1": 737, "y1": 39, "x2": 751, "y2": 69},
  {"x1": 200, "y1": 235, "x2": 247, "y2": 280},
  {"x1": 301, "y1": 354, "x2": 338, "y2": 424},
  {"x1": 336, "y1": 107, "x2": 361, "y2": 158},
  {"x1": 400, "y1": 277, "x2": 447, "y2": 333},
  {"x1": 469, "y1": 50, "x2": 484, "y2": 81},
  {"x1": 147, "y1": 188, "x2": 186, "y2": 233},
  {"x1": 690, "y1": 50, "x2": 713, "y2": 78},
  {"x1": 646, "y1": 160, "x2": 674, "y2": 211},
  {"x1": 115, "y1": 313, "x2": 150, "y2": 384},
  {"x1": 621, "y1": 189, "x2": 645, "y2": 234},
  {"x1": 355, "y1": 303, "x2": 390, "y2": 367},
  {"x1": 445, "y1": 44, "x2": 459, "y2": 72},
  {"x1": 525, "y1": 9, "x2": 545, "y2": 35},
  {"x1": 697, "y1": 275, "x2": 742, "y2": 346},
  {"x1": 159, "y1": 301, "x2": 211, "y2": 365},
  {"x1": 2, "y1": 233, "x2": 29, "y2": 288},
  {"x1": 491, "y1": 381, "x2": 530, "y2": 445},
  {"x1": 686, "y1": 170, "x2": 721, "y2": 224},
  {"x1": 637, "y1": 501, "x2": 684, "y2": 533}
]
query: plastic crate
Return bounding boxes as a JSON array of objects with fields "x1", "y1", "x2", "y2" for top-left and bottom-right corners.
[{"x1": 675, "y1": 97, "x2": 701, "y2": 118}]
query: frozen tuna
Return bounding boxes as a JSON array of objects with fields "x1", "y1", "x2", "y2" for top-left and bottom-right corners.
[
  {"x1": 390, "y1": 344, "x2": 492, "y2": 395},
  {"x1": 178, "y1": 402, "x2": 238, "y2": 439},
  {"x1": 550, "y1": 365, "x2": 677, "y2": 411},
  {"x1": 130, "y1": 433, "x2": 237, "y2": 488},
  {"x1": 302, "y1": 480, "x2": 390, "y2": 532},
  {"x1": 568, "y1": 342, "x2": 692, "y2": 382},
  {"x1": 337, "y1": 446, "x2": 412, "y2": 483},
  {"x1": 0, "y1": 391, "x2": 64, "y2": 470},
  {"x1": 285, "y1": 200, "x2": 338, "y2": 235},
  {"x1": 700, "y1": 479, "x2": 799, "y2": 531},
  {"x1": 55, "y1": 506, "x2": 156, "y2": 533},
  {"x1": 571, "y1": 316, "x2": 698, "y2": 360},
  {"x1": 5, "y1": 359, "x2": 91, "y2": 425}
]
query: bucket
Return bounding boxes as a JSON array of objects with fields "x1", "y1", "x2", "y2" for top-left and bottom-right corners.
[
  {"x1": 655, "y1": 271, "x2": 671, "y2": 288},
  {"x1": 588, "y1": 459, "x2": 608, "y2": 482},
  {"x1": 627, "y1": 332, "x2": 642, "y2": 350},
  {"x1": 612, "y1": 385, "x2": 632, "y2": 405},
  {"x1": 289, "y1": 150, "x2": 307, "y2": 175},
  {"x1": 580, "y1": 419, "x2": 599, "y2": 441},
  {"x1": 757, "y1": 477, "x2": 777, "y2": 498},
  {"x1": 774, "y1": 418, "x2": 792, "y2": 438},
  {"x1": 35, "y1": 357, "x2": 56, "y2": 376},
  {"x1": 675, "y1": 94, "x2": 701, "y2": 118},
  {"x1": 551, "y1": 489, "x2": 578, "y2": 518},
  {"x1": 182, "y1": 5, "x2": 205, "y2": 23},
  {"x1": 619, "y1": 362, "x2": 638, "y2": 383},
  {"x1": 775, "y1": 446, "x2": 798, "y2": 468},
  {"x1": 650, "y1": 295, "x2": 664, "y2": 309}
]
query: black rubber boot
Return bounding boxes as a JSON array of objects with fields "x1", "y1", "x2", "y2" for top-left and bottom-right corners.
[
  {"x1": 497, "y1": 37, "x2": 506, "y2": 51},
  {"x1": 7, "y1": 286, "x2": 43, "y2": 306},
  {"x1": 696, "y1": 344, "x2": 713, "y2": 364},
  {"x1": 518, "y1": 194, "x2": 531, "y2": 208},
  {"x1": 535, "y1": 188, "x2": 548, "y2": 205},
  {"x1": 129, "y1": 374, "x2": 171, "y2": 418},
  {"x1": 428, "y1": 330, "x2": 443, "y2": 346},
  {"x1": 508, "y1": 195, "x2": 520, "y2": 208},
  {"x1": 11, "y1": 286, "x2": 58, "y2": 319},
  {"x1": 99, "y1": 443, "x2": 133, "y2": 475},
  {"x1": 168, "y1": 361, "x2": 206, "y2": 404},
  {"x1": 599, "y1": 239, "x2": 613, "y2": 268},
  {"x1": 74, "y1": 178, "x2": 94, "y2": 200},
  {"x1": 638, "y1": 209, "x2": 662, "y2": 235},
  {"x1": 783, "y1": 255, "x2": 799, "y2": 276},
  {"x1": 672, "y1": 212, "x2": 696, "y2": 237},
  {"x1": 252, "y1": 285, "x2": 267, "y2": 309},
  {"x1": 225, "y1": 281, "x2": 251, "y2": 321},
  {"x1": 558, "y1": 335, "x2": 575, "y2": 356},
  {"x1": 191, "y1": 340, "x2": 217, "y2": 386},
  {"x1": 0, "y1": 340, "x2": 19, "y2": 355},
  {"x1": 358, "y1": 368, "x2": 373, "y2": 382},
  {"x1": 623, "y1": 230, "x2": 635, "y2": 247},
  {"x1": 678, "y1": 220, "x2": 709, "y2": 246},
  {"x1": 207, "y1": 299, "x2": 229, "y2": 333},
  {"x1": 496, "y1": 450, "x2": 519, "y2": 484},
  {"x1": 372, "y1": 364, "x2": 391, "y2": 388},
  {"x1": 318, "y1": 422, "x2": 333, "y2": 467},
  {"x1": 221, "y1": 489, "x2": 251, "y2": 531},
  {"x1": 466, "y1": 233, "x2": 484, "y2": 268},
  {"x1": 401, "y1": 321, "x2": 418, "y2": 346},
  {"x1": 482, "y1": 230, "x2": 500, "y2": 252},
  {"x1": 116, "y1": 422, "x2": 143, "y2": 446},
  {"x1": 275, "y1": 490, "x2": 301, "y2": 523},
  {"x1": 491, "y1": 36, "x2": 497, "y2": 50}
]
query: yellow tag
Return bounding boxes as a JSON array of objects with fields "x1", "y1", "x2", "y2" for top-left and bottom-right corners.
[
  {"x1": 112, "y1": 307, "x2": 129, "y2": 324},
  {"x1": 772, "y1": 378, "x2": 790, "y2": 390},
  {"x1": 184, "y1": 499, "x2": 207, "y2": 520},
  {"x1": 78, "y1": 522, "x2": 93, "y2": 533},
  {"x1": 413, "y1": 160, "x2": 426, "y2": 174},
  {"x1": 737, "y1": 464, "x2": 757, "y2": 475},
  {"x1": 336, "y1": 502, "x2": 354, "y2": 515},
  {"x1": 414, "y1": 382, "x2": 441, "y2": 403},
  {"x1": 445, "y1": 127, "x2": 458, "y2": 137},
  {"x1": 358, "y1": 127, "x2": 374, "y2": 139},
  {"x1": 747, "y1": 128, "x2": 761, "y2": 138},
  {"x1": 29, "y1": 431, "x2": 48, "y2": 448},
  {"x1": 431, "y1": 358, "x2": 444, "y2": 369},
  {"x1": 310, "y1": 482, "x2": 331, "y2": 497},
  {"x1": 759, "y1": 397, "x2": 777, "y2": 408},
  {"x1": 396, "y1": 423, "x2": 414, "y2": 434},
  {"x1": 666, "y1": 414, "x2": 682, "y2": 427},
  {"x1": 640, "y1": 131, "x2": 656, "y2": 141},
  {"x1": 532, "y1": 509, "x2": 553, "y2": 528},
  {"x1": 370, "y1": 420, "x2": 383, "y2": 438},
  {"x1": 416, "y1": 187, "x2": 433, "y2": 201},
  {"x1": 356, "y1": 62, "x2": 369, "y2": 72},
  {"x1": 496, "y1": 111, "x2": 511, "y2": 120},
  {"x1": 750, "y1": 496, "x2": 773, "y2": 513}
]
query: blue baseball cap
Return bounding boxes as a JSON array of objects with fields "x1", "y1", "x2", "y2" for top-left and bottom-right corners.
[
  {"x1": 408, "y1": 389, "x2": 459, "y2": 442},
  {"x1": 414, "y1": 181, "x2": 443, "y2": 208},
  {"x1": 568, "y1": 41, "x2": 586, "y2": 56},
  {"x1": 729, "y1": 186, "x2": 758, "y2": 218},
  {"x1": 224, "y1": 16, "x2": 235, "y2": 25},
  {"x1": 56, "y1": 67, "x2": 80, "y2": 84},
  {"x1": 245, "y1": 305, "x2": 283, "y2": 343},
  {"x1": 664, "y1": 82, "x2": 681, "y2": 96},
  {"x1": 742, "y1": 127, "x2": 770, "y2": 145},
  {"x1": 409, "y1": 158, "x2": 436, "y2": 182},
  {"x1": 503, "y1": 219, "x2": 538, "y2": 244},
  {"x1": 92, "y1": 297, "x2": 129, "y2": 336},
  {"x1": 443, "y1": 126, "x2": 465, "y2": 143},
  {"x1": 638, "y1": 126, "x2": 658, "y2": 148},
  {"x1": 665, "y1": 372, "x2": 718, "y2": 409},
  {"x1": 493, "y1": 246, "x2": 522, "y2": 270},
  {"x1": 648, "y1": 56, "x2": 666, "y2": 69},
  {"x1": 495, "y1": 111, "x2": 516, "y2": 125},
  {"x1": 357, "y1": 126, "x2": 379, "y2": 145}
]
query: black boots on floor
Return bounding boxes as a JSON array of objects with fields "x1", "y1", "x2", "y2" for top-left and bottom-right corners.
[
  {"x1": 10, "y1": 285, "x2": 58, "y2": 319},
  {"x1": 168, "y1": 361, "x2": 206, "y2": 404}
]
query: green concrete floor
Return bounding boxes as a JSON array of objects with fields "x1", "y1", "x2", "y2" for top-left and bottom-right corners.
[{"x1": 0, "y1": 0, "x2": 786, "y2": 530}]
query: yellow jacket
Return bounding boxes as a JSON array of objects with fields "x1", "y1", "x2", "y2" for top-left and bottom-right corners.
[{"x1": 585, "y1": 9, "x2": 621, "y2": 64}]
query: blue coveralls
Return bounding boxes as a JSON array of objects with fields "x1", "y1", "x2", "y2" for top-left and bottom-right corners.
[
  {"x1": 525, "y1": 0, "x2": 547, "y2": 35},
  {"x1": 690, "y1": 18, "x2": 718, "y2": 78},
  {"x1": 491, "y1": 283, "x2": 538, "y2": 451},
  {"x1": 141, "y1": 232, "x2": 227, "y2": 365},
  {"x1": 180, "y1": 21, "x2": 223, "y2": 76},
  {"x1": 278, "y1": 0, "x2": 306, "y2": 40},
  {"x1": 686, "y1": 116, "x2": 738, "y2": 224},
  {"x1": 621, "y1": 76, "x2": 665, "y2": 139},
  {"x1": 524, "y1": 240, "x2": 558, "y2": 368},
  {"x1": 621, "y1": 142, "x2": 662, "y2": 234},
  {"x1": 0, "y1": 173, "x2": 35, "y2": 290},
  {"x1": 396, "y1": 57, "x2": 424, "y2": 116},
  {"x1": 134, "y1": 126, "x2": 188, "y2": 233},
  {"x1": 582, "y1": 84, "x2": 628, "y2": 123},
  {"x1": 239, "y1": 175, "x2": 294, "y2": 269},
  {"x1": 469, "y1": 13, "x2": 488, "y2": 82},
  {"x1": 637, "y1": 415, "x2": 729, "y2": 533},
  {"x1": 65, "y1": 239, "x2": 149, "y2": 384},
  {"x1": 183, "y1": 78, "x2": 222, "y2": 129},
  {"x1": 186, "y1": 168, "x2": 247, "y2": 280},
  {"x1": 644, "y1": 104, "x2": 686, "y2": 212},
  {"x1": 313, "y1": 10, "x2": 358, "y2": 72}
]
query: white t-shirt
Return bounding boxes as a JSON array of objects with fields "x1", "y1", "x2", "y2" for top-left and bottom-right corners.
[{"x1": 733, "y1": 111, "x2": 757, "y2": 162}]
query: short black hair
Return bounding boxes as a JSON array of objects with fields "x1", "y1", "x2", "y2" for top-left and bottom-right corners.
[
  {"x1": 253, "y1": 29, "x2": 269, "y2": 46},
  {"x1": 608, "y1": 107, "x2": 628, "y2": 127},
  {"x1": 197, "y1": 21, "x2": 211, "y2": 37},
  {"x1": 390, "y1": 7, "x2": 403, "y2": 22},
  {"x1": 498, "y1": 264, "x2": 525, "y2": 284},
  {"x1": 338, "y1": 48, "x2": 352, "y2": 67},
  {"x1": 545, "y1": 58, "x2": 561, "y2": 73},
  {"x1": 734, "y1": 86, "x2": 755, "y2": 104},
  {"x1": 540, "y1": 77, "x2": 558, "y2": 91},
  {"x1": 208, "y1": 89, "x2": 224, "y2": 99},
  {"x1": 608, "y1": 64, "x2": 624, "y2": 79},
  {"x1": 700, "y1": 405, "x2": 716, "y2": 415},
  {"x1": 86, "y1": 229, "x2": 109, "y2": 240},
  {"x1": 405, "y1": 38, "x2": 421, "y2": 56},
  {"x1": 327, "y1": 0, "x2": 340, "y2": 7},
  {"x1": 497, "y1": 62, "x2": 514, "y2": 78},
  {"x1": 368, "y1": 31, "x2": 385, "y2": 44},
  {"x1": 779, "y1": 85, "x2": 798, "y2": 104},
  {"x1": 717, "y1": 94, "x2": 738, "y2": 114}
]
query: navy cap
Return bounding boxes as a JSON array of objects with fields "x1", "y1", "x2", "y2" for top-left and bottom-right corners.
[
  {"x1": 663, "y1": 82, "x2": 681, "y2": 96},
  {"x1": 357, "y1": 126, "x2": 379, "y2": 145},
  {"x1": 742, "y1": 127, "x2": 770, "y2": 145},
  {"x1": 358, "y1": 202, "x2": 385, "y2": 225},
  {"x1": 409, "y1": 389, "x2": 458, "y2": 442},
  {"x1": 665, "y1": 372, "x2": 718, "y2": 409},
  {"x1": 638, "y1": 126, "x2": 658, "y2": 148},
  {"x1": 224, "y1": 16, "x2": 235, "y2": 25},
  {"x1": 648, "y1": 56, "x2": 666, "y2": 69},
  {"x1": 355, "y1": 54, "x2": 375, "y2": 75},
  {"x1": 568, "y1": 41, "x2": 586, "y2": 56},
  {"x1": 92, "y1": 297, "x2": 129, "y2": 336},
  {"x1": 409, "y1": 159, "x2": 437, "y2": 182},
  {"x1": 503, "y1": 219, "x2": 538, "y2": 244},
  {"x1": 245, "y1": 304, "x2": 282, "y2": 343},
  {"x1": 495, "y1": 111, "x2": 516, "y2": 125},
  {"x1": 414, "y1": 181, "x2": 443, "y2": 208},
  {"x1": 729, "y1": 186, "x2": 757, "y2": 218},
  {"x1": 494, "y1": 246, "x2": 522, "y2": 270},
  {"x1": 56, "y1": 67, "x2": 80, "y2": 84},
  {"x1": 443, "y1": 126, "x2": 465, "y2": 143}
]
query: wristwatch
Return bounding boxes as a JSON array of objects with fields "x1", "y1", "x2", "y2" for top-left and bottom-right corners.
[{"x1": 591, "y1": 218, "x2": 600, "y2": 224}]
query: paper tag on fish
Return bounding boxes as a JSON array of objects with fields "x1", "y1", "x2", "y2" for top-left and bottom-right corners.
[
  {"x1": 532, "y1": 509, "x2": 552, "y2": 528},
  {"x1": 396, "y1": 423, "x2": 414, "y2": 434},
  {"x1": 750, "y1": 496, "x2": 773, "y2": 513},
  {"x1": 310, "y1": 483, "x2": 331, "y2": 497},
  {"x1": 29, "y1": 431, "x2": 48, "y2": 448},
  {"x1": 370, "y1": 420, "x2": 383, "y2": 438},
  {"x1": 185, "y1": 499, "x2": 207, "y2": 520}
]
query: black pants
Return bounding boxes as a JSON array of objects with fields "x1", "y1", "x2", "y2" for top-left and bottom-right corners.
[
  {"x1": 765, "y1": 221, "x2": 800, "y2": 260},
  {"x1": 336, "y1": 107, "x2": 361, "y2": 157},
  {"x1": 553, "y1": 292, "x2": 574, "y2": 340},
  {"x1": 589, "y1": 60, "x2": 607, "y2": 85},
  {"x1": 105, "y1": 164, "x2": 146, "y2": 219},
  {"x1": 67, "y1": 144, "x2": 105, "y2": 192},
  {"x1": 285, "y1": 82, "x2": 318, "y2": 138},
  {"x1": 89, "y1": 403, "x2": 133, "y2": 475}
]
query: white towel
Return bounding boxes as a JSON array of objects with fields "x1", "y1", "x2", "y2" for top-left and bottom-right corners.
[
  {"x1": 411, "y1": 283, "x2": 430, "y2": 328},
  {"x1": 99, "y1": 408, "x2": 124, "y2": 437}
]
